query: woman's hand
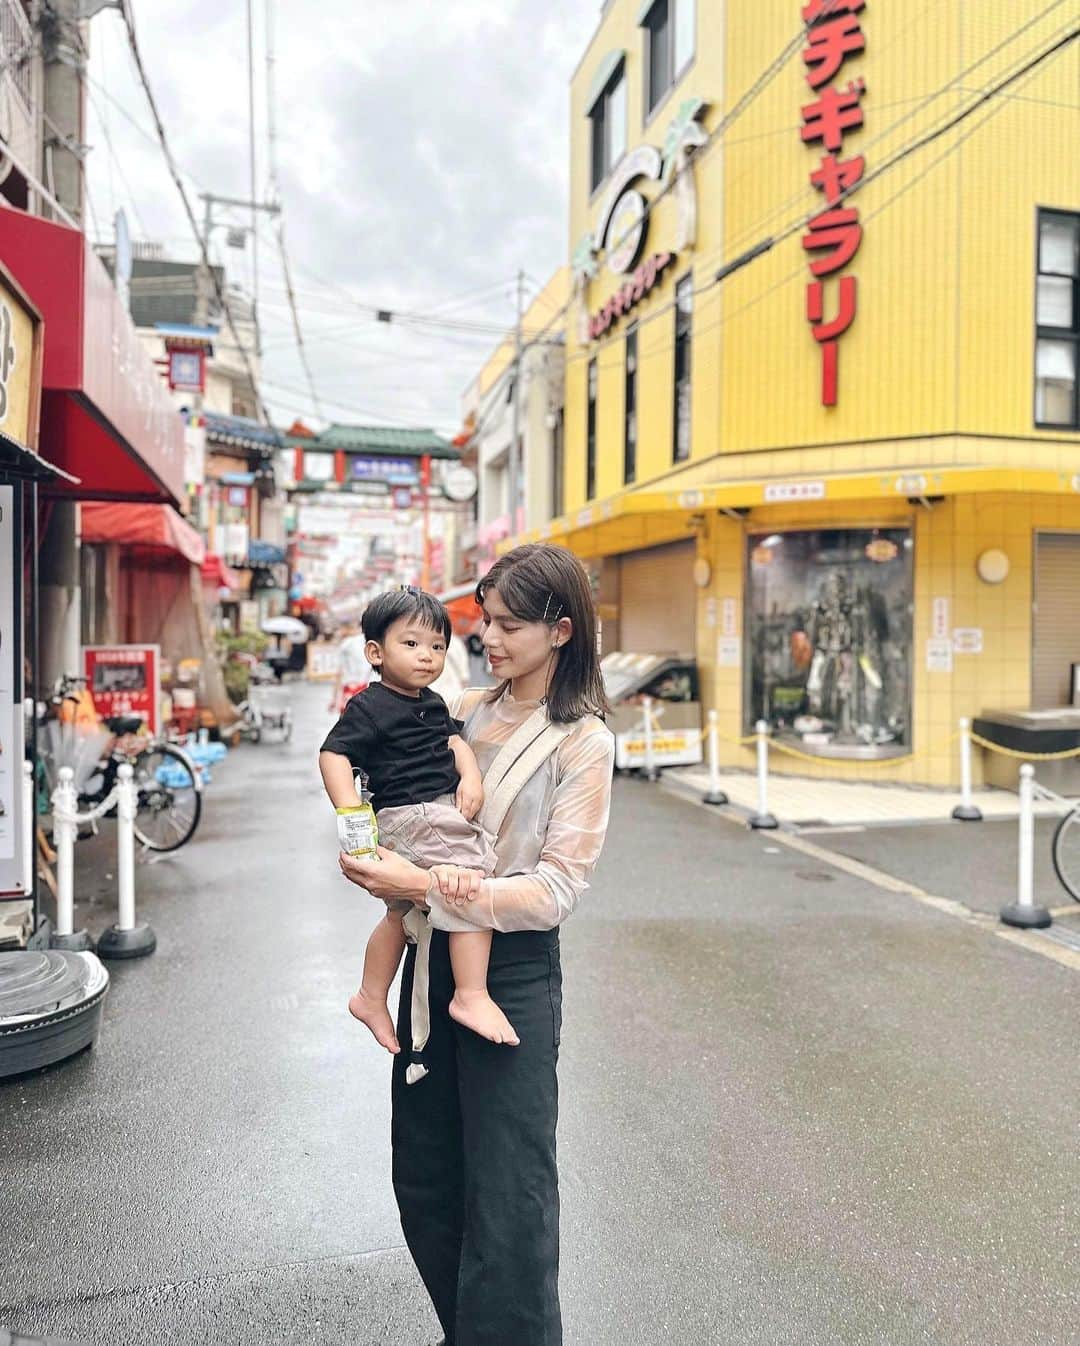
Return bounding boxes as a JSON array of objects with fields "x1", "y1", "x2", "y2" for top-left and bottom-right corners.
[
  {"x1": 338, "y1": 847, "x2": 430, "y2": 905},
  {"x1": 429, "y1": 864, "x2": 485, "y2": 907}
]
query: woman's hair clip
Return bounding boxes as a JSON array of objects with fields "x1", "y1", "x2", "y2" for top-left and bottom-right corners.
[
  {"x1": 543, "y1": 593, "x2": 564, "y2": 623},
  {"x1": 399, "y1": 584, "x2": 421, "y2": 595}
]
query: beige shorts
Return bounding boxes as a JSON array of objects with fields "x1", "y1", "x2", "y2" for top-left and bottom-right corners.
[{"x1": 376, "y1": 794, "x2": 498, "y2": 935}]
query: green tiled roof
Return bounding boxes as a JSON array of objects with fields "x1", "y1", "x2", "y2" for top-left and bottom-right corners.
[{"x1": 285, "y1": 424, "x2": 458, "y2": 459}]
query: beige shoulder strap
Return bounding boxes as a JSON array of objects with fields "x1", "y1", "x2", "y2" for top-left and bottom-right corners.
[{"x1": 479, "y1": 707, "x2": 571, "y2": 837}]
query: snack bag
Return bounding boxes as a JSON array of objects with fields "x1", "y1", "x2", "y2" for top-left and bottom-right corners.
[{"x1": 337, "y1": 788, "x2": 378, "y2": 859}]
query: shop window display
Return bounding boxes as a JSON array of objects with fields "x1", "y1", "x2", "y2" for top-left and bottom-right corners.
[{"x1": 746, "y1": 528, "x2": 912, "y2": 758}]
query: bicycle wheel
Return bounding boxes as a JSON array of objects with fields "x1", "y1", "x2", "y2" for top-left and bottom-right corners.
[
  {"x1": 131, "y1": 745, "x2": 202, "y2": 852},
  {"x1": 1051, "y1": 806, "x2": 1080, "y2": 903}
]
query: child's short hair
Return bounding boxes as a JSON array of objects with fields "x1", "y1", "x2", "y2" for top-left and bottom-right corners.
[{"x1": 362, "y1": 587, "x2": 452, "y2": 646}]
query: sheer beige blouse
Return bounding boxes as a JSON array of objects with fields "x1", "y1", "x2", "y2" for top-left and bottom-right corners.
[{"x1": 429, "y1": 688, "x2": 615, "y2": 933}]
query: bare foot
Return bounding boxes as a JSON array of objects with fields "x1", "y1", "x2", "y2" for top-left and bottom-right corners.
[
  {"x1": 449, "y1": 990, "x2": 520, "y2": 1046},
  {"x1": 348, "y1": 987, "x2": 401, "y2": 1054}
]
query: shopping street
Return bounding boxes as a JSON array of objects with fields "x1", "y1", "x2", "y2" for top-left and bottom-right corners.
[{"x1": 2, "y1": 682, "x2": 1078, "y2": 1346}]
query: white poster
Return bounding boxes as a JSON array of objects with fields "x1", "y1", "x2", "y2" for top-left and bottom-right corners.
[
  {"x1": 716, "y1": 636, "x2": 741, "y2": 668},
  {"x1": 926, "y1": 637, "x2": 954, "y2": 674},
  {"x1": 932, "y1": 597, "x2": 950, "y2": 639},
  {"x1": 721, "y1": 597, "x2": 738, "y2": 637},
  {"x1": 0, "y1": 485, "x2": 18, "y2": 868},
  {"x1": 953, "y1": 628, "x2": 984, "y2": 655}
]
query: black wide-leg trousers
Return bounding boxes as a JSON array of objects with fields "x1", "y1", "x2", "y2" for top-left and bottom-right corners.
[{"x1": 391, "y1": 926, "x2": 563, "y2": 1346}]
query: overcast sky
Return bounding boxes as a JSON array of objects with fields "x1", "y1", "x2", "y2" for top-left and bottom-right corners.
[{"x1": 86, "y1": 1, "x2": 599, "y2": 435}]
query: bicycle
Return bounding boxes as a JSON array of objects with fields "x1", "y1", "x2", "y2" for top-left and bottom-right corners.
[
  {"x1": 42, "y1": 675, "x2": 203, "y2": 853},
  {"x1": 1051, "y1": 797, "x2": 1080, "y2": 903}
]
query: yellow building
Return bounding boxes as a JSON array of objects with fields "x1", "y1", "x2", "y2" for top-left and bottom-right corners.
[{"x1": 511, "y1": 0, "x2": 1080, "y2": 785}]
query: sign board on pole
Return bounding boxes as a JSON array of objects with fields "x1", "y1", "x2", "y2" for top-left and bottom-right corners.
[{"x1": 82, "y1": 645, "x2": 161, "y2": 734}]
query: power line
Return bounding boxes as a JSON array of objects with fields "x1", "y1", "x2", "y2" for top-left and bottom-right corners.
[
  {"x1": 264, "y1": 0, "x2": 322, "y2": 419},
  {"x1": 704, "y1": 0, "x2": 1075, "y2": 270},
  {"x1": 564, "y1": 19, "x2": 1079, "y2": 373},
  {"x1": 116, "y1": 0, "x2": 282, "y2": 444}
]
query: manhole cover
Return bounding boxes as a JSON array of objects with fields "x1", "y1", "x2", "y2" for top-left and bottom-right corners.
[{"x1": 795, "y1": 870, "x2": 835, "y2": 883}]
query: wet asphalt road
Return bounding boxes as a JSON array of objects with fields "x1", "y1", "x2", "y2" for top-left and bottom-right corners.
[{"x1": 2, "y1": 681, "x2": 1078, "y2": 1346}]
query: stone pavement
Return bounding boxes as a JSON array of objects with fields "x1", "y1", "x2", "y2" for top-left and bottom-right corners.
[
  {"x1": 2, "y1": 681, "x2": 1078, "y2": 1346},
  {"x1": 667, "y1": 764, "x2": 1062, "y2": 828}
]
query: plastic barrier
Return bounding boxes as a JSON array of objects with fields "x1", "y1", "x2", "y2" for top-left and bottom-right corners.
[
  {"x1": 999, "y1": 764, "x2": 1052, "y2": 929},
  {"x1": 50, "y1": 765, "x2": 156, "y2": 960}
]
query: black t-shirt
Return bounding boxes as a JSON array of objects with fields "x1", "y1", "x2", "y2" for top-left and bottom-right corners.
[{"x1": 320, "y1": 681, "x2": 464, "y2": 811}]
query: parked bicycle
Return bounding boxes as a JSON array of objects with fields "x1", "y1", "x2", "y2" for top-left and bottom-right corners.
[
  {"x1": 1051, "y1": 799, "x2": 1080, "y2": 903},
  {"x1": 41, "y1": 675, "x2": 203, "y2": 853}
]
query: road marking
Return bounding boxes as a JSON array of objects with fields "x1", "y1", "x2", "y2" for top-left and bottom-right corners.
[
  {"x1": 661, "y1": 778, "x2": 1079, "y2": 973},
  {"x1": 996, "y1": 928, "x2": 1080, "y2": 973}
]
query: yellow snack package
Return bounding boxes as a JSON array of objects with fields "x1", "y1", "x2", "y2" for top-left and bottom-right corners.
[{"x1": 336, "y1": 789, "x2": 379, "y2": 859}]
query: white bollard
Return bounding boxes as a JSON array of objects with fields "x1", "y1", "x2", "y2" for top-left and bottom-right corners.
[
  {"x1": 952, "y1": 718, "x2": 983, "y2": 821},
  {"x1": 96, "y1": 762, "x2": 156, "y2": 960},
  {"x1": 749, "y1": 720, "x2": 778, "y2": 830},
  {"x1": 49, "y1": 766, "x2": 92, "y2": 951},
  {"x1": 1000, "y1": 763, "x2": 1051, "y2": 929},
  {"x1": 642, "y1": 695, "x2": 660, "y2": 783},
  {"x1": 702, "y1": 710, "x2": 728, "y2": 806},
  {"x1": 22, "y1": 759, "x2": 34, "y2": 898}
]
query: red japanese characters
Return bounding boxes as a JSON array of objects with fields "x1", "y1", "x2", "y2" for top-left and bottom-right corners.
[{"x1": 800, "y1": 0, "x2": 867, "y2": 406}]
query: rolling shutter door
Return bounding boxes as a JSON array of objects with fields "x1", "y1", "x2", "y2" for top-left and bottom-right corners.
[
  {"x1": 619, "y1": 540, "x2": 696, "y2": 653},
  {"x1": 1032, "y1": 533, "x2": 1080, "y2": 707}
]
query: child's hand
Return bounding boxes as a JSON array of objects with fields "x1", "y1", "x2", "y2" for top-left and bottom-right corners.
[{"x1": 456, "y1": 775, "x2": 484, "y2": 821}]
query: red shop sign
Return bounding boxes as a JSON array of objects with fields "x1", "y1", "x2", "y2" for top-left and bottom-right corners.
[
  {"x1": 799, "y1": 0, "x2": 867, "y2": 406},
  {"x1": 82, "y1": 644, "x2": 161, "y2": 735}
]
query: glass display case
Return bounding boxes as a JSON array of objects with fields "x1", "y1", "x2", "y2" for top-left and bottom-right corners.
[{"x1": 745, "y1": 527, "x2": 913, "y2": 759}]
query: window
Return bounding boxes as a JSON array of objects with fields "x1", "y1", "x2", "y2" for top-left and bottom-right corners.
[
  {"x1": 672, "y1": 275, "x2": 692, "y2": 463},
  {"x1": 589, "y1": 63, "x2": 627, "y2": 192},
  {"x1": 624, "y1": 326, "x2": 638, "y2": 484},
  {"x1": 586, "y1": 358, "x2": 598, "y2": 500},
  {"x1": 643, "y1": 0, "x2": 695, "y2": 116},
  {"x1": 745, "y1": 528, "x2": 913, "y2": 757},
  {"x1": 1036, "y1": 210, "x2": 1079, "y2": 428}
]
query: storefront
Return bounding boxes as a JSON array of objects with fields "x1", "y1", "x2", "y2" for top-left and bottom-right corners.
[
  {"x1": 504, "y1": 0, "x2": 1080, "y2": 787},
  {"x1": 0, "y1": 259, "x2": 75, "y2": 946}
]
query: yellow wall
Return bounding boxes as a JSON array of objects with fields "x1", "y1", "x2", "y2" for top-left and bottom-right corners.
[{"x1": 565, "y1": 0, "x2": 1080, "y2": 505}]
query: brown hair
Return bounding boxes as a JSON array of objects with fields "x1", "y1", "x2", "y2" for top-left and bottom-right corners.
[{"x1": 476, "y1": 543, "x2": 610, "y2": 724}]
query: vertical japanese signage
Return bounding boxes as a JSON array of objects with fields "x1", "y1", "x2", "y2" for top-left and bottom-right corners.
[
  {"x1": 800, "y1": 0, "x2": 867, "y2": 406},
  {"x1": 0, "y1": 485, "x2": 19, "y2": 876}
]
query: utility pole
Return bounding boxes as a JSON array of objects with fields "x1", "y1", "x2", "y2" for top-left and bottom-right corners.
[
  {"x1": 507, "y1": 269, "x2": 526, "y2": 538},
  {"x1": 193, "y1": 192, "x2": 280, "y2": 328},
  {"x1": 38, "y1": 0, "x2": 85, "y2": 689}
]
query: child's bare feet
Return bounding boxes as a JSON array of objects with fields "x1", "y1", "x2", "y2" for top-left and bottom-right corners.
[
  {"x1": 449, "y1": 990, "x2": 520, "y2": 1045},
  {"x1": 348, "y1": 987, "x2": 401, "y2": 1054}
]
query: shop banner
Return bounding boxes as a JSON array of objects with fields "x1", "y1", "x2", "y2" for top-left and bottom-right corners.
[
  {"x1": 82, "y1": 645, "x2": 161, "y2": 735},
  {"x1": 0, "y1": 484, "x2": 23, "y2": 887}
]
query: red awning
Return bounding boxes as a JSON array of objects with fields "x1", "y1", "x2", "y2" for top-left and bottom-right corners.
[
  {"x1": 0, "y1": 211, "x2": 185, "y2": 504},
  {"x1": 201, "y1": 553, "x2": 242, "y2": 591},
  {"x1": 81, "y1": 503, "x2": 205, "y2": 566}
]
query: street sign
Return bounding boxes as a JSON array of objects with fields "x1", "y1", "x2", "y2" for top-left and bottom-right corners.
[{"x1": 82, "y1": 645, "x2": 162, "y2": 734}]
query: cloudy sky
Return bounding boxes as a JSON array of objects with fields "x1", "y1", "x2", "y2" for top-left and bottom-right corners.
[{"x1": 85, "y1": 1, "x2": 600, "y2": 434}]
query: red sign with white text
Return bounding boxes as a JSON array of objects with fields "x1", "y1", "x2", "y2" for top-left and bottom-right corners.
[
  {"x1": 800, "y1": 0, "x2": 867, "y2": 406},
  {"x1": 82, "y1": 645, "x2": 161, "y2": 735}
]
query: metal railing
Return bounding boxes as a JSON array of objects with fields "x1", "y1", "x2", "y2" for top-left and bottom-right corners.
[{"x1": 0, "y1": 0, "x2": 35, "y2": 114}]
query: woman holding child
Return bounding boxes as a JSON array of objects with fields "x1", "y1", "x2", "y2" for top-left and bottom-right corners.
[{"x1": 332, "y1": 543, "x2": 615, "y2": 1346}]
